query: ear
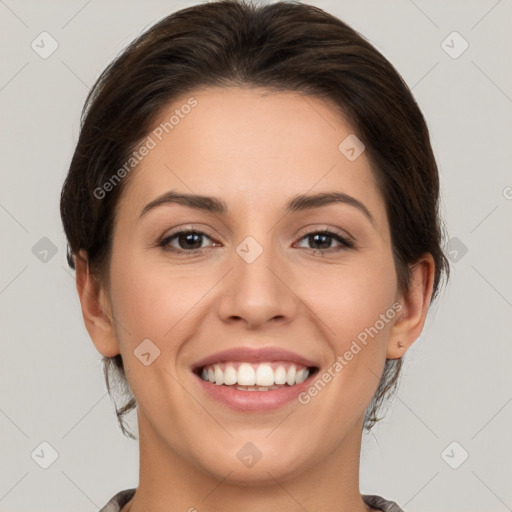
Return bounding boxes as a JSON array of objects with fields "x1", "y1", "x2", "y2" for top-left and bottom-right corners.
[
  {"x1": 75, "y1": 250, "x2": 121, "y2": 357},
  {"x1": 387, "y1": 253, "x2": 436, "y2": 359}
]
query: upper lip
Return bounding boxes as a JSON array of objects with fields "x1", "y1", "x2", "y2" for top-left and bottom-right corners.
[{"x1": 192, "y1": 346, "x2": 319, "y2": 370}]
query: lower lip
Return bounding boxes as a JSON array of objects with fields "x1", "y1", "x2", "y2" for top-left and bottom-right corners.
[{"x1": 194, "y1": 372, "x2": 316, "y2": 412}]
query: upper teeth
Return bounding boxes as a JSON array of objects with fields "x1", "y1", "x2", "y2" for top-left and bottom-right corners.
[{"x1": 200, "y1": 362, "x2": 310, "y2": 386}]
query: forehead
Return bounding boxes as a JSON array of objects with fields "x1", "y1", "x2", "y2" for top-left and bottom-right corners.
[{"x1": 118, "y1": 86, "x2": 387, "y2": 231}]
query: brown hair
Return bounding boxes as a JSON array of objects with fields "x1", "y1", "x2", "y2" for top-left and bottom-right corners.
[{"x1": 60, "y1": 0, "x2": 450, "y2": 438}]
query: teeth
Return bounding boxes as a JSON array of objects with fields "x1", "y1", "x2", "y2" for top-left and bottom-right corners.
[
  {"x1": 255, "y1": 364, "x2": 274, "y2": 386},
  {"x1": 199, "y1": 361, "x2": 312, "y2": 388},
  {"x1": 223, "y1": 365, "x2": 237, "y2": 385},
  {"x1": 236, "y1": 385, "x2": 280, "y2": 391},
  {"x1": 286, "y1": 365, "x2": 296, "y2": 386},
  {"x1": 295, "y1": 368, "x2": 308, "y2": 384},
  {"x1": 238, "y1": 363, "x2": 256, "y2": 386},
  {"x1": 274, "y1": 365, "x2": 287, "y2": 385},
  {"x1": 214, "y1": 364, "x2": 223, "y2": 386}
]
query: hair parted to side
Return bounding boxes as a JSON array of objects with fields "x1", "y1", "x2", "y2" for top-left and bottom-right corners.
[{"x1": 60, "y1": 0, "x2": 450, "y2": 439}]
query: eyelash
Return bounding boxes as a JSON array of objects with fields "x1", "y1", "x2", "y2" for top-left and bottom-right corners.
[{"x1": 158, "y1": 228, "x2": 355, "y2": 255}]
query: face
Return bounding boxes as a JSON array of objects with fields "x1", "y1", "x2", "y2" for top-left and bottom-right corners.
[{"x1": 98, "y1": 87, "x2": 405, "y2": 483}]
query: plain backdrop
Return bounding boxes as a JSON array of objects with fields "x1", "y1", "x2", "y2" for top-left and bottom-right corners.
[{"x1": 0, "y1": 1, "x2": 511, "y2": 511}]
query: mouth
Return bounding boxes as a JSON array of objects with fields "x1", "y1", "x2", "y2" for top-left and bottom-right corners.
[
  {"x1": 193, "y1": 361, "x2": 319, "y2": 391},
  {"x1": 191, "y1": 347, "x2": 320, "y2": 411}
]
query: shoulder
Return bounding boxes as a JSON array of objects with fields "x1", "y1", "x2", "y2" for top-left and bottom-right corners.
[
  {"x1": 98, "y1": 488, "x2": 136, "y2": 512},
  {"x1": 98, "y1": 490, "x2": 402, "y2": 512},
  {"x1": 362, "y1": 494, "x2": 406, "y2": 512}
]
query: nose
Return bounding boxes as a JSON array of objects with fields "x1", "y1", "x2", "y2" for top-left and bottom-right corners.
[{"x1": 216, "y1": 240, "x2": 298, "y2": 330}]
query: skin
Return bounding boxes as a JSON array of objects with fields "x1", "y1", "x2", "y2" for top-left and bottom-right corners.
[{"x1": 75, "y1": 87, "x2": 435, "y2": 512}]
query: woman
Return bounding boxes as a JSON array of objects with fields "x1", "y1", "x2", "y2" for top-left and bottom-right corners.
[{"x1": 60, "y1": 1, "x2": 450, "y2": 510}]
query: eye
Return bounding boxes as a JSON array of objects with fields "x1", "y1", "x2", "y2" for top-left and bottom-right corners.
[
  {"x1": 159, "y1": 230, "x2": 217, "y2": 254},
  {"x1": 295, "y1": 230, "x2": 354, "y2": 252},
  {"x1": 158, "y1": 228, "x2": 355, "y2": 255}
]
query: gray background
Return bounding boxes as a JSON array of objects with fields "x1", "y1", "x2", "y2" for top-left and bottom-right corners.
[{"x1": 1, "y1": 1, "x2": 511, "y2": 511}]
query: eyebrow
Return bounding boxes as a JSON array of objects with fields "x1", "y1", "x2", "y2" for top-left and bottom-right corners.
[{"x1": 139, "y1": 190, "x2": 375, "y2": 225}]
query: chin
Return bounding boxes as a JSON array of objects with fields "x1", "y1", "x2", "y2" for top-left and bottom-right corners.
[{"x1": 190, "y1": 435, "x2": 319, "y2": 487}]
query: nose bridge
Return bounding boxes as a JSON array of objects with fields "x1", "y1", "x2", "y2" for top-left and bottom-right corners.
[
  {"x1": 235, "y1": 234, "x2": 279, "y2": 287},
  {"x1": 216, "y1": 232, "x2": 297, "y2": 328}
]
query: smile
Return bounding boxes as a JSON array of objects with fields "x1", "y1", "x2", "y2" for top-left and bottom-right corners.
[
  {"x1": 191, "y1": 346, "x2": 320, "y2": 410},
  {"x1": 197, "y1": 361, "x2": 315, "y2": 391}
]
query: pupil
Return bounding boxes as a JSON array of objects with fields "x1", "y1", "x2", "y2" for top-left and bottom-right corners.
[
  {"x1": 310, "y1": 233, "x2": 331, "y2": 249},
  {"x1": 180, "y1": 232, "x2": 202, "y2": 249}
]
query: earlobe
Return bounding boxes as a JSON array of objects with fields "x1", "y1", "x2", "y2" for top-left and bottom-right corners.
[
  {"x1": 386, "y1": 253, "x2": 435, "y2": 359},
  {"x1": 75, "y1": 250, "x2": 121, "y2": 357}
]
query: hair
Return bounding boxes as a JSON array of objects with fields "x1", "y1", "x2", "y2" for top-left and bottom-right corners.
[{"x1": 60, "y1": 0, "x2": 450, "y2": 438}]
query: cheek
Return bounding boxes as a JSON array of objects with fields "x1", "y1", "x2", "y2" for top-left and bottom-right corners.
[
  {"x1": 300, "y1": 248, "x2": 398, "y2": 402},
  {"x1": 109, "y1": 251, "x2": 210, "y2": 342},
  {"x1": 304, "y1": 248, "x2": 398, "y2": 343},
  {"x1": 106, "y1": 255, "x2": 205, "y2": 416}
]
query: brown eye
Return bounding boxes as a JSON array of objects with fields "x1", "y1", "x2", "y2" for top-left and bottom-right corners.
[
  {"x1": 159, "y1": 230, "x2": 215, "y2": 253},
  {"x1": 295, "y1": 231, "x2": 354, "y2": 251}
]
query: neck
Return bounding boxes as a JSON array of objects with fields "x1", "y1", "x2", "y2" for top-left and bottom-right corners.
[{"x1": 125, "y1": 414, "x2": 372, "y2": 512}]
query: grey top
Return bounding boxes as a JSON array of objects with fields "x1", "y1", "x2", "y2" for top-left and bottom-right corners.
[{"x1": 99, "y1": 488, "x2": 405, "y2": 512}]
